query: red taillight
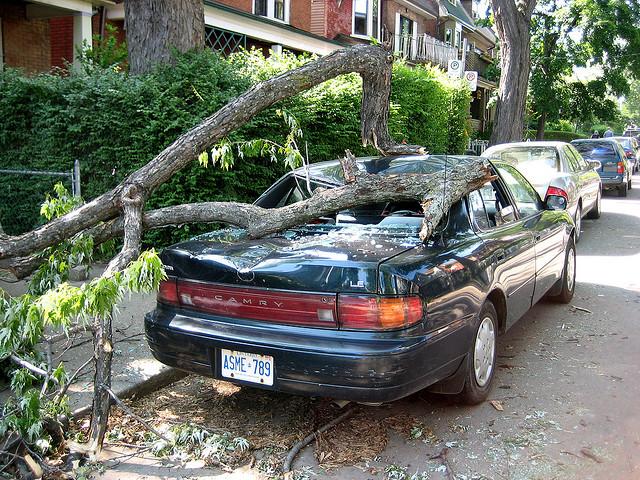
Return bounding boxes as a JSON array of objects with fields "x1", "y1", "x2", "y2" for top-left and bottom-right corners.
[
  {"x1": 338, "y1": 295, "x2": 423, "y2": 330},
  {"x1": 617, "y1": 161, "x2": 625, "y2": 174},
  {"x1": 545, "y1": 186, "x2": 568, "y2": 201},
  {"x1": 158, "y1": 279, "x2": 179, "y2": 305},
  {"x1": 176, "y1": 280, "x2": 337, "y2": 327},
  {"x1": 625, "y1": 151, "x2": 633, "y2": 158}
]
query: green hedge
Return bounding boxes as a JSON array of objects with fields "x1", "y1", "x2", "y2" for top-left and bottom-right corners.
[
  {"x1": 524, "y1": 130, "x2": 588, "y2": 142},
  {"x1": 0, "y1": 49, "x2": 470, "y2": 243}
]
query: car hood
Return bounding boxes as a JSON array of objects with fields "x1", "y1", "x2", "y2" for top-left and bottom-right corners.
[{"x1": 160, "y1": 225, "x2": 423, "y2": 293}]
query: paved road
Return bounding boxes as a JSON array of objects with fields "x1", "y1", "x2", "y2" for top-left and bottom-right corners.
[{"x1": 87, "y1": 176, "x2": 640, "y2": 479}]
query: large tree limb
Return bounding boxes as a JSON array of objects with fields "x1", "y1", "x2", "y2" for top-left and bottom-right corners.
[
  {"x1": 0, "y1": 44, "x2": 420, "y2": 262},
  {"x1": 3, "y1": 155, "x2": 494, "y2": 279}
]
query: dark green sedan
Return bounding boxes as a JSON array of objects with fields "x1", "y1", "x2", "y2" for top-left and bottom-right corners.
[{"x1": 146, "y1": 155, "x2": 576, "y2": 404}]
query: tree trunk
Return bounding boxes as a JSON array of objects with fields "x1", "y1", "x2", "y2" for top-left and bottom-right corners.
[
  {"x1": 536, "y1": 112, "x2": 546, "y2": 139},
  {"x1": 490, "y1": 0, "x2": 537, "y2": 145},
  {"x1": 87, "y1": 314, "x2": 113, "y2": 457},
  {"x1": 125, "y1": 0, "x2": 204, "y2": 75}
]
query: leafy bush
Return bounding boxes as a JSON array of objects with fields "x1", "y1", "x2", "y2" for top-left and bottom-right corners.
[
  {"x1": 0, "y1": 49, "x2": 471, "y2": 245},
  {"x1": 524, "y1": 130, "x2": 587, "y2": 142}
]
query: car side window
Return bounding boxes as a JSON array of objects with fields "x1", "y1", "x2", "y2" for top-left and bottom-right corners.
[
  {"x1": 468, "y1": 189, "x2": 492, "y2": 230},
  {"x1": 496, "y1": 164, "x2": 544, "y2": 217},
  {"x1": 568, "y1": 145, "x2": 589, "y2": 170},
  {"x1": 563, "y1": 146, "x2": 581, "y2": 172},
  {"x1": 468, "y1": 181, "x2": 516, "y2": 228}
]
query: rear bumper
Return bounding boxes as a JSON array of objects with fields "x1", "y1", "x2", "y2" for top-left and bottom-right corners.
[
  {"x1": 600, "y1": 175, "x2": 625, "y2": 188},
  {"x1": 144, "y1": 306, "x2": 470, "y2": 403}
]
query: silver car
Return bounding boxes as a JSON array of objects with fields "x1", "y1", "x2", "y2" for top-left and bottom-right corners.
[{"x1": 482, "y1": 141, "x2": 602, "y2": 242}]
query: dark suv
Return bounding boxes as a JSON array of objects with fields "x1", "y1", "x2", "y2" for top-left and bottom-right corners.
[{"x1": 571, "y1": 139, "x2": 632, "y2": 197}]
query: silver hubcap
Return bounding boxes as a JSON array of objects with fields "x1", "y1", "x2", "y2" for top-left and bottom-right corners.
[
  {"x1": 574, "y1": 208, "x2": 581, "y2": 238},
  {"x1": 566, "y1": 247, "x2": 576, "y2": 292},
  {"x1": 474, "y1": 317, "x2": 495, "y2": 387}
]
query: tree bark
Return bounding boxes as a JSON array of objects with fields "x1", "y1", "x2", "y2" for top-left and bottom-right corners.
[
  {"x1": 490, "y1": 0, "x2": 537, "y2": 145},
  {"x1": 0, "y1": 44, "x2": 418, "y2": 263},
  {"x1": 87, "y1": 313, "x2": 113, "y2": 457},
  {"x1": 125, "y1": 0, "x2": 205, "y2": 75}
]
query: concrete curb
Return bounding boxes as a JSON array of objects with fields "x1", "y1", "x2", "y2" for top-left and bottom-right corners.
[{"x1": 72, "y1": 367, "x2": 189, "y2": 419}]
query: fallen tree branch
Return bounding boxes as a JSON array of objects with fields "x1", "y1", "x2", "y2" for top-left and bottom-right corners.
[
  {"x1": 0, "y1": 44, "x2": 419, "y2": 262},
  {"x1": 101, "y1": 384, "x2": 170, "y2": 443},
  {"x1": 283, "y1": 405, "x2": 357, "y2": 475},
  {"x1": 9, "y1": 354, "x2": 59, "y2": 385}
]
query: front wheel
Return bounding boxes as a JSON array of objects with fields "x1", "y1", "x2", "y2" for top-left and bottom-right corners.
[
  {"x1": 456, "y1": 302, "x2": 498, "y2": 405},
  {"x1": 549, "y1": 239, "x2": 576, "y2": 304}
]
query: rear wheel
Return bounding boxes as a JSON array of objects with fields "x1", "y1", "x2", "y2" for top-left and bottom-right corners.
[
  {"x1": 618, "y1": 183, "x2": 628, "y2": 197},
  {"x1": 573, "y1": 205, "x2": 582, "y2": 243},
  {"x1": 549, "y1": 239, "x2": 576, "y2": 304},
  {"x1": 628, "y1": 177, "x2": 633, "y2": 189},
  {"x1": 456, "y1": 302, "x2": 498, "y2": 405},
  {"x1": 586, "y1": 190, "x2": 601, "y2": 219}
]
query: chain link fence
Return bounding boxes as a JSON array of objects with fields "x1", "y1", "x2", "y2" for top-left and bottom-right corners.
[{"x1": 0, "y1": 160, "x2": 81, "y2": 236}]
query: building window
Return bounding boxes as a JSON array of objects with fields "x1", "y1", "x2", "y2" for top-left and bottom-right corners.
[
  {"x1": 445, "y1": 28, "x2": 453, "y2": 45},
  {"x1": 254, "y1": 0, "x2": 288, "y2": 22},
  {"x1": 352, "y1": 0, "x2": 379, "y2": 38},
  {"x1": 353, "y1": 0, "x2": 368, "y2": 36},
  {"x1": 400, "y1": 15, "x2": 414, "y2": 36},
  {"x1": 455, "y1": 30, "x2": 461, "y2": 48}
]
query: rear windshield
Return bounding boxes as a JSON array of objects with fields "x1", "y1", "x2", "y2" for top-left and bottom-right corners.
[
  {"x1": 572, "y1": 142, "x2": 618, "y2": 162},
  {"x1": 483, "y1": 147, "x2": 560, "y2": 182}
]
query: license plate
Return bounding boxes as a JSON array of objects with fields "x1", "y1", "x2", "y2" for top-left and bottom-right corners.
[
  {"x1": 220, "y1": 349, "x2": 274, "y2": 386},
  {"x1": 603, "y1": 164, "x2": 618, "y2": 173}
]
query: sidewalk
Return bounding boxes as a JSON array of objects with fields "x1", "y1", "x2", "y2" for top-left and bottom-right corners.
[{"x1": 0, "y1": 264, "x2": 184, "y2": 413}]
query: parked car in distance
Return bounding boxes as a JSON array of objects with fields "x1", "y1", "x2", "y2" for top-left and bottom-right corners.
[
  {"x1": 612, "y1": 136, "x2": 640, "y2": 174},
  {"x1": 481, "y1": 141, "x2": 601, "y2": 242},
  {"x1": 623, "y1": 128, "x2": 640, "y2": 140},
  {"x1": 571, "y1": 138, "x2": 632, "y2": 197},
  {"x1": 146, "y1": 155, "x2": 576, "y2": 405}
]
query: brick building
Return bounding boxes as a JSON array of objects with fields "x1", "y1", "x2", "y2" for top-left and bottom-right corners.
[{"x1": 1, "y1": 0, "x2": 496, "y2": 130}]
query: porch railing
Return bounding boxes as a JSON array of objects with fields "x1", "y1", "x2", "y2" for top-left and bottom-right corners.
[{"x1": 392, "y1": 33, "x2": 458, "y2": 68}]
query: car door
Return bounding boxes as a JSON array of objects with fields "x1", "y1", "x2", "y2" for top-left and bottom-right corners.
[
  {"x1": 469, "y1": 177, "x2": 536, "y2": 328},
  {"x1": 495, "y1": 164, "x2": 567, "y2": 305},
  {"x1": 566, "y1": 145, "x2": 600, "y2": 212}
]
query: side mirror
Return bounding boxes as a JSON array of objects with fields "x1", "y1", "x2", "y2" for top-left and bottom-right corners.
[
  {"x1": 495, "y1": 205, "x2": 516, "y2": 225},
  {"x1": 588, "y1": 160, "x2": 602, "y2": 170},
  {"x1": 545, "y1": 195, "x2": 568, "y2": 211}
]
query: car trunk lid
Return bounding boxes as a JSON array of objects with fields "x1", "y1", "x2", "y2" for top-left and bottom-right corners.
[{"x1": 161, "y1": 225, "x2": 422, "y2": 294}]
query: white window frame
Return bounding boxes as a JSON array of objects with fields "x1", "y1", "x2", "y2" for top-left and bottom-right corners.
[
  {"x1": 394, "y1": 12, "x2": 418, "y2": 54},
  {"x1": 253, "y1": 0, "x2": 290, "y2": 24},
  {"x1": 352, "y1": 0, "x2": 380, "y2": 39}
]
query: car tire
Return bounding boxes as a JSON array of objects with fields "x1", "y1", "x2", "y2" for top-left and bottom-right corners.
[
  {"x1": 618, "y1": 183, "x2": 628, "y2": 197},
  {"x1": 573, "y1": 205, "x2": 582, "y2": 243},
  {"x1": 456, "y1": 302, "x2": 498, "y2": 405},
  {"x1": 586, "y1": 190, "x2": 601, "y2": 219},
  {"x1": 549, "y1": 238, "x2": 576, "y2": 304},
  {"x1": 628, "y1": 177, "x2": 632, "y2": 189}
]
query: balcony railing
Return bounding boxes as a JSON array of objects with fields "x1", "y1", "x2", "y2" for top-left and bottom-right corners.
[
  {"x1": 392, "y1": 33, "x2": 458, "y2": 68},
  {"x1": 464, "y1": 50, "x2": 492, "y2": 77}
]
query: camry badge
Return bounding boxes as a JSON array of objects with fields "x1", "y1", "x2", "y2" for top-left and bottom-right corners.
[{"x1": 237, "y1": 268, "x2": 255, "y2": 282}]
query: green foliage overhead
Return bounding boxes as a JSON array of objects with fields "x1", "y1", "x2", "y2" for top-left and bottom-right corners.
[{"x1": 0, "y1": 48, "x2": 470, "y2": 245}]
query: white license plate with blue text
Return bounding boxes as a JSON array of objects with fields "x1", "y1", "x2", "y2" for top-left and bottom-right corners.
[{"x1": 220, "y1": 349, "x2": 274, "y2": 386}]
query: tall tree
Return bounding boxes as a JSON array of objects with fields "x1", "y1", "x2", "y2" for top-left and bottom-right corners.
[
  {"x1": 490, "y1": 0, "x2": 538, "y2": 145},
  {"x1": 529, "y1": 0, "x2": 640, "y2": 137},
  {"x1": 529, "y1": 0, "x2": 572, "y2": 138},
  {"x1": 622, "y1": 80, "x2": 640, "y2": 123},
  {"x1": 125, "y1": 0, "x2": 205, "y2": 74}
]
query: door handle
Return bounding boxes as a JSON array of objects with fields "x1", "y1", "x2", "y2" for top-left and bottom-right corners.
[
  {"x1": 534, "y1": 233, "x2": 541, "y2": 242},
  {"x1": 495, "y1": 249, "x2": 506, "y2": 261}
]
